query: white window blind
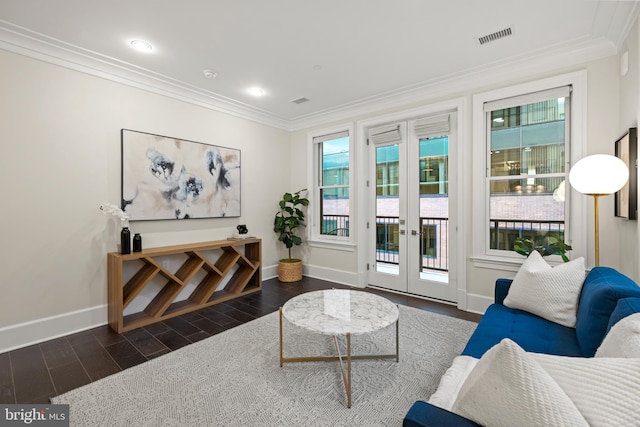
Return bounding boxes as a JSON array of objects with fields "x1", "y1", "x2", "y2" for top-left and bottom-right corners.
[
  {"x1": 369, "y1": 124, "x2": 401, "y2": 145},
  {"x1": 483, "y1": 86, "x2": 571, "y2": 112},
  {"x1": 313, "y1": 130, "x2": 349, "y2": 144},
  {"x1": 413, "y1": 114, "x2": 450, "y2": 139}
]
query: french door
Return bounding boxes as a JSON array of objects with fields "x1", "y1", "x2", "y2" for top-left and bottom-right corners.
[{"x1": 367, "y1": 113, "x2": 458, "y2": 302}]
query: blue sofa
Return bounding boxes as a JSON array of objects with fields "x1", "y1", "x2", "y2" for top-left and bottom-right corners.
[{"x1": 404, "y1": 266, "x2": 640, "y2": 427}]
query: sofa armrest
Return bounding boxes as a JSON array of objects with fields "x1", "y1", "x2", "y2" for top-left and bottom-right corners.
[
  {"x1": 495, "y1": 278, "x2": 513, "y2": 304},
  {"x1": 403, "y1": 401, "x2": 481, "y2": 427}
]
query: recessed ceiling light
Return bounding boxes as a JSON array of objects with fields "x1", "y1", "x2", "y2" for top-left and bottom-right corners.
[
  {"x1": 247, "y1": 87, "x2": 265, "y2": 96},
  {"x1": 130, "y1": 39, "x2": 153, "y2": 53},
  {"x1": 203, "y1": 69, "x2": 217, "y2": 79}
]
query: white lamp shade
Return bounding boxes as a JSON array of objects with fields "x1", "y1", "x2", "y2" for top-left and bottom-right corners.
[{"x1": 569, "y1": 154, "x2": 629, "y2": 195}]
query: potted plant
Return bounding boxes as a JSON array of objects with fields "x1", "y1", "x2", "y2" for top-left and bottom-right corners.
[
  {"x1": 273, "y1": 189, "x2": 309, "y2": 282},
  {"x1": 513, "y1": 237, "x2": 572, "y2": 262}
]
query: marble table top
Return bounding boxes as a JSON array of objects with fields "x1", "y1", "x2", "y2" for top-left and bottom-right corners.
[{"x1": 282, "y1": 289, "x2": 399, "y2": 335}]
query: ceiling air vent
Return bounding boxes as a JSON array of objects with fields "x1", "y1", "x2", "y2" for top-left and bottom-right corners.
[
  {"x1": 290, "y1": 96, "x2": 309, "y2": 104},
  {"x1": 477, "y1": 27, "x2": 512, "y2": 45}
]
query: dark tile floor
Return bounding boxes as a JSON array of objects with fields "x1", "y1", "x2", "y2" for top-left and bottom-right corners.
[{"x1": 0, "y1": 277, "x2": 481, "y2": 404}]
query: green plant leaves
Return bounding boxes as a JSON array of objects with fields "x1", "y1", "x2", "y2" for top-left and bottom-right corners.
[
  {"x1": 273, "y1": 189, "x2": 309, "y2": 259},
  {"x1": 513, "y1": 237, "x2": 572, "y2": 262}
]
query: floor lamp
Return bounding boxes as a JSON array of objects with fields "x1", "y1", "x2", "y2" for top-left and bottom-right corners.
[{"x1": 568, "y1": 154, "x2": 629, "y2": 266}]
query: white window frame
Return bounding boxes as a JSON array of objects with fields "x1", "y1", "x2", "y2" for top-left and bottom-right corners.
[
  {"x1": 307, "y1": 123, "x2": 355, "y2": 247},
  {"x1": 471, "y1": 71, "x2": 587, "y2": 270}
]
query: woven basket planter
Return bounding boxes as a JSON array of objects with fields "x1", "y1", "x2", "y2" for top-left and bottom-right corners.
[{"x1": 278, "y1": 259, "x2": 302, "y2": 282}]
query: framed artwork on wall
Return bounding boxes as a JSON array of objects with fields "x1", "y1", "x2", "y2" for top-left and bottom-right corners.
[
  {"x1": 614, "y1": 127, "x2": 637, "y2": 220},
  {"x1": 121, "y1": 129, "x2": 241, "y2": 220}
]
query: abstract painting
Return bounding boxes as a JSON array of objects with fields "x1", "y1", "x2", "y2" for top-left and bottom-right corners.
[{"x1": 121, "y1": 129, "x2": 241, "y2": 220}]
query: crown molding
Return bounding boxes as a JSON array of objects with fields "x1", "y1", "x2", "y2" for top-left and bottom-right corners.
[
  {"x1": 0, "y1": 20, "x2": 619, "y2": 132},
  {"x1": 288, "y1": 36, "x2": 617, "y2": 131},
  {"x1": 610, "y1": 0, "x2": 640, "y2": 49},
  {"x1": 0, "y1": 21, "x2": 291, "y2": 130}
]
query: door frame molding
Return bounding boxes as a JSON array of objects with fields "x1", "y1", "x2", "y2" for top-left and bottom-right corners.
[{"x1": 355, "y1": 97, "x2": 468, "y2": 309}]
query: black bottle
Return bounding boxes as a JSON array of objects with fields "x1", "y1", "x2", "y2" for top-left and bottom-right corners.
[
  {"x1": 133, "y1": 233, "x2": 142, "y2": 252},
  {"x1": 121, "y1": 227, "x2": 131, "y2": 254}
]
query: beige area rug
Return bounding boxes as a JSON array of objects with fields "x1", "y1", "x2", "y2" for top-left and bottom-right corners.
[{"x1": 52, "y1": 305, "x2": 477, "y2": 426}]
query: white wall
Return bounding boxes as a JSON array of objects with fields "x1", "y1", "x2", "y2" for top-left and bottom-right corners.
[
  {"x1": 2, "y1": 16, "x2": 640, "y2": 351},
  {"x1": 615, "y1": 19, "x2": 640, "y2": 280},
  {"x1": 291, "y1": 53, "x2": 635, "y2": 306},
  {"x1": 0, "y1": 50, "x2": 291, "y2": 350}
]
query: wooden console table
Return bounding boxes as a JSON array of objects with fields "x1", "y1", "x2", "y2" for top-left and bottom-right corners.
[{"x1": 108, "y1": 238, "x2": 261, "y2": 333}]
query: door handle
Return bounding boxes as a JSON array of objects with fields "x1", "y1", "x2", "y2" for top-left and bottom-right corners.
[
  {"x1": 399, "y1": 230, "x2": 406, "y2": 235},
  {"x1": 411, "y1": 230, "x2": 422, "y2": 236}
]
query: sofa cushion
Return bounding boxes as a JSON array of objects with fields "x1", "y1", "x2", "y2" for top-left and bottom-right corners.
[
  {"x1": 461, "y1": 303, "x2": 583, "y2": 358},
  {"x1": 403, "y1": 401, "x2": 481, "y2": 427},
  {"x1": 504, "y1": 251, "x2": 585, "y2": 327},
  {"x1": 606, "y1": 296, "x2": 640, "y2": 332},
  {"x1": 494, "y1": 278, "x2": 513, "y2": 304},
  {"x1": 575, "y1": 267, "x2": 640, "y2": 356},
  {"x1": 427, "y1": 356, "x2": 478, "y2": 411},
  {"x1": 452, "y1": 339, "x2": 588, "y2": 427},
  {"x1": 531, "y1": 352, "x2": 640, "y2": 426},
  {"x1": 595, "y1": 312, "x2": 640, "y2": 358}
]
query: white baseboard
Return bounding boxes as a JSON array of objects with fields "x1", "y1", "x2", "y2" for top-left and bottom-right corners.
[
  {"x1": 264, "y1": 263, "x2": 362, "y2": 288},
  {"x1": 262, "y1": 264, "x2": 278, "y2": 280},
  {"x1": 1, "y1": 267, "x2": 491, "y2": 354},
  {"x1": 464, "y1": 293, "x2": 493, "y2": 315},
  {"x1": 303, "y1": 264, "x2": 362, "y2": 288},
  {"x1": 0, "y1": 305, "x2": 108, "y2": 354},
  {"x1": 301, "y1": 263, "x2": 490, "y2": 314}
]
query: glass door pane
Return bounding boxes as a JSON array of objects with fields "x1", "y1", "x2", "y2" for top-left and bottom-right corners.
[
  {"x1": 375, "y1": 144, "x2": 400, "y2": 275},
  {"x1": 417, "y1": 136, "x2": 449, "y2": 282},
  {"x1": 406, "y1": 114, "x2": 458, "y2": 303}
]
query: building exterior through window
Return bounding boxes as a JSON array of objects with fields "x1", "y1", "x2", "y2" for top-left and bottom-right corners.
[
  {"x1": 317, "y1": 89, "x2": 569, "y2": 271},
  {"x1": 487, "y1": 92, "x2": 568, "y2": 252},
  {"x1": 317, "y1": 134, "x2": 350, "y2": 237}
]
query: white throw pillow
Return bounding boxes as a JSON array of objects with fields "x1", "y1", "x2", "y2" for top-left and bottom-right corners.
[
  {"x1": 595, "y1": 313, "x2": 640, "y2": 358},
  {"x1": 451, "y1": 339, "x2": 588, "y2": 427},
  {"x1": 531, "y1": 352, "x2": 640, "y2": 426},
  {"x1": 504, "y1": 250, "x2": 585, "y2": 327},
  {"x1": 427, "y1": 355, "x2": 478, "y2": 411}
]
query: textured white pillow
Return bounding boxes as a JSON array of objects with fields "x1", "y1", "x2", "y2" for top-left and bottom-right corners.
[
  {"x1": 427, "y1": 356, "x2": 478, "y2": 411},
  {"x1": 504, "y1": 250, "x2": 585, "y2": 327},
  {"x1": 531, "y1": 352, "x2": 640, "y2": 426},
  {"x1": 595, "y1": 313, "x2": 640, "y2": 358},
  {"x1": 451, "y1": 339, "x2": 588, "y2": 427}
]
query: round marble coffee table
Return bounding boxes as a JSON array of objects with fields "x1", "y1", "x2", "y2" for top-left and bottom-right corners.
[{"x1": 279, "y1": 289, "x2": 399, "y2": 408}]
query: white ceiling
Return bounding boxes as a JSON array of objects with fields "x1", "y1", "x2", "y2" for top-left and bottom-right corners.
[{"x1": 1, "y1": 0, "x2": 639, "y2": 129}]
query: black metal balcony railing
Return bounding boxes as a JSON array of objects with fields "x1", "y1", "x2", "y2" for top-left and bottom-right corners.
[
  {"x1": 420, "y1": 217, "x2": 448, "y2": 271},
  {"x1": 322, "y1": 214, "x2": 350, "y2": 236},
  {"x1": 374, "y1": 216, "x2": 449, "y2": 271},
  {"x1": 322, "y1": 215, "x2": 565, "y2": 274},
  {"x1": 489, "y1": 219, "x2": 565, "y2": 251},
  {"x1": 375, "y1": 216, "x2": 399, "y2": 265}
]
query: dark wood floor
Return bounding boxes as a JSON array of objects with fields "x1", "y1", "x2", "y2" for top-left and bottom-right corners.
[{"x1": 0, "y1": 277, "x2": 481, "y2": 404}]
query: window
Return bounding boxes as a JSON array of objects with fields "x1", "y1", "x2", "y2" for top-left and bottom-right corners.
[
  {"x1": 310, "y1": 127, "x2": 352, "y2": 241},
  {"x1": 420, "y1": 136, "x2": 449, "y2": 195},
  {"x1": 472, "y1": 72, "x2": 587, "y2": 266},
  {"x1": 376, "y1": 145, "x2": 400, "y2": 196},
  {"x1": 487, "y1": 87, "x2": 569, "y2": 254},
  {"x1": 376, "y1": 219, "x2": 399, "y2": 263}
]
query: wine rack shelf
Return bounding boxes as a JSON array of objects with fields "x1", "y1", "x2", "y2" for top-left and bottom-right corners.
[{"x1": 108, "y1": 238, "x2": 261, "y2": 333}]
